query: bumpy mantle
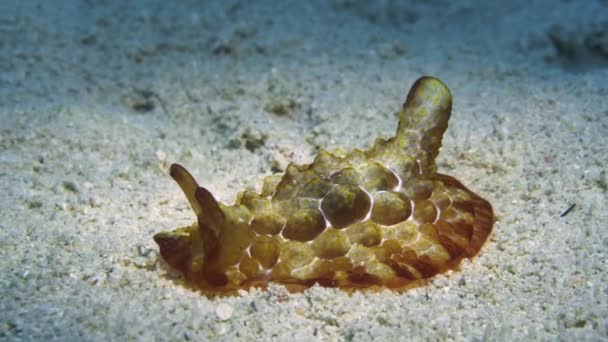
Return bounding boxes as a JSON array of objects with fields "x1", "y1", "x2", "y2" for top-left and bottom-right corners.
[{"x1": 154, "y1": 76, "x2": 493, "y2": 296}]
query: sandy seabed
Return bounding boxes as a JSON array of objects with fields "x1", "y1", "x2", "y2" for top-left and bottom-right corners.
[{"x1": 1, "y1": 0, "x2": 607, "y2": 340}]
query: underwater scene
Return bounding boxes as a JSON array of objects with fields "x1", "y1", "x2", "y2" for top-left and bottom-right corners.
[{"x1": 1, "y1": 0, "x2": 607, "y2": 340}]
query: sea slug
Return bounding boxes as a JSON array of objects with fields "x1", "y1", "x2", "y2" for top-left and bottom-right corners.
[{"x1": 154, "y1": 76, "x2": 493, "y2": 296}]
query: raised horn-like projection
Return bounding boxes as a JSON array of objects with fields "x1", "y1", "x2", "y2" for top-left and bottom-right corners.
[{"x1": 154, "y1": 76, "x2": 493, "y2": 296}]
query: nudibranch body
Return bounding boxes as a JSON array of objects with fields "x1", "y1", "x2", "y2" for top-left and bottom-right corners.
[{"x1": 154, "y1": 77, "x2": 493, "y2": 296}]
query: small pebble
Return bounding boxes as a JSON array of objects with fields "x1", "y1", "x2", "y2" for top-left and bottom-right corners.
[
  {"x1": 155, "y1": 150, "x2": 167, "y2": 164},
  {"x1": 215, "y1": 303, "x2": 234, "y2": 321}
]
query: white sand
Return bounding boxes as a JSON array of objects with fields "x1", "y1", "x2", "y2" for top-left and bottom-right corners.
[{"x1": 1, "y1": 0, "x2": 607, "y2": 340}]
